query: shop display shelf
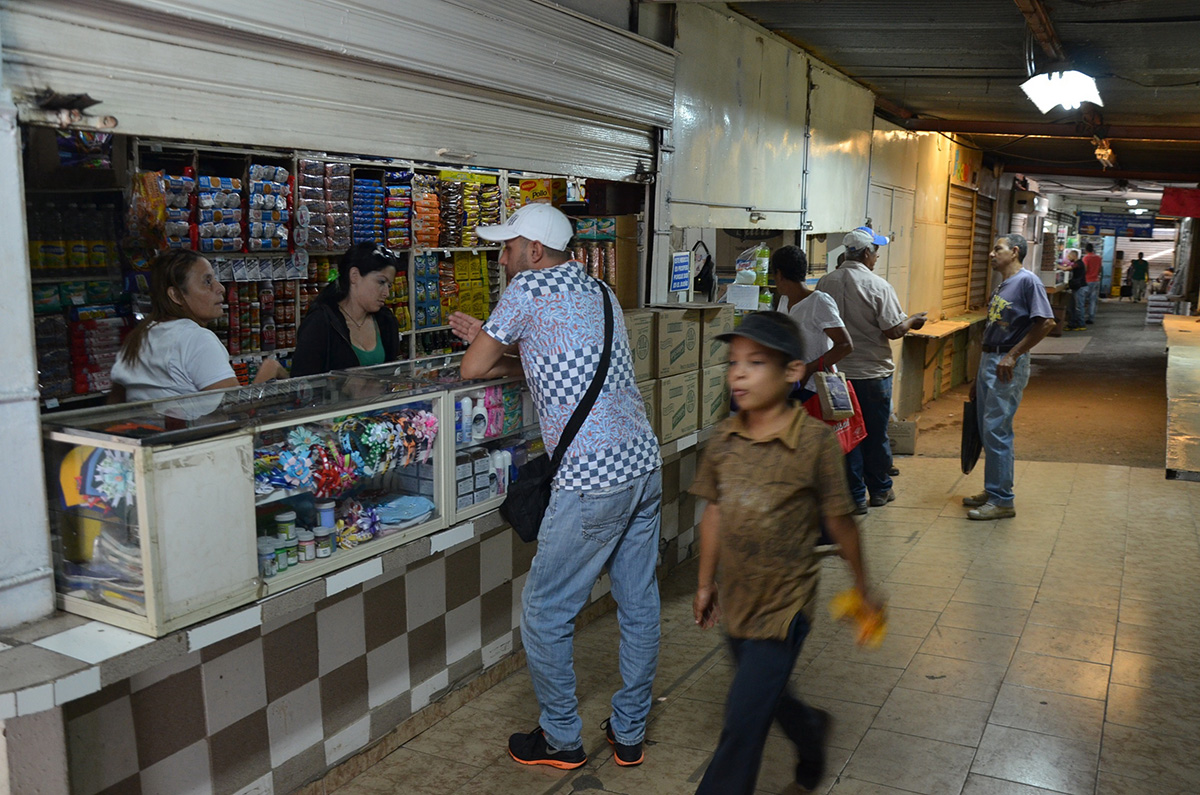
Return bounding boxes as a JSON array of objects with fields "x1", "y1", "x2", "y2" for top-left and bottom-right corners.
[
  {"x1": 43, "y1": 392, "x2": 108, "y2": 410},
  {"x1": 32, "y1": 273, "x2": 119, "y2": 284},
  {"x1": 414, "y1": 246, "x2": 500, "y2": 254},
  {"x1": 255, "y1": 485, "x2": 313, "y2": 507},
  {"x1": 456, "y1": 423, "x2": 540, "y2": 452},
  {"x1": 408, "y1": 352, "x2": 463, "y2": 365},
  {"x1": 414, "y1": 325, "x2": 453, "y2": 334}
]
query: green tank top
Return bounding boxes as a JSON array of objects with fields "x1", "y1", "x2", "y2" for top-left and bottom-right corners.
[{"x1": 352, "y1": 322, "x2": 384, "y2": 367}]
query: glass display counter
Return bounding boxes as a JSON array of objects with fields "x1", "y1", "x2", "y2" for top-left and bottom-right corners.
[{"x1": 40, "y1": 371, "x2": 494, "y2": 637}]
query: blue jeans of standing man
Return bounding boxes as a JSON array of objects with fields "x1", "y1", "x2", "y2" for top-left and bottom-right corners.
[
  {"x1": 521, "y1": 469, "x2": 662, "y2": 752},
  {"x1": 696, "y1": 611, "x2": 825, "y2": 795},
  {"x1": 1067, "y1": 289, "x2": 1084, "y2": 327},
  {"x1": 975, "y1": 352, "x2": 1031, "y2": 507},
  {"x1": 846, "y1": 375, "x2": 894, "y2": 505},
  {"x1": 1085, "y1": 281, "x2": 1100, "y2": 322}
]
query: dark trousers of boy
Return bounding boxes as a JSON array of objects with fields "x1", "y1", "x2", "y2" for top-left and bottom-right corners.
[{"x1": 696, "y1": 611, "x2": 824, "y2": 794}]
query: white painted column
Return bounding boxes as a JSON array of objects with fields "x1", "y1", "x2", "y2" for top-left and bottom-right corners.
[{"x1": 0, "y1": 47, "x2": 56, "y2": 630}]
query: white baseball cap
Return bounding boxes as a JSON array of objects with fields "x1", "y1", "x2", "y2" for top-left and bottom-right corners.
[
  {"x1": 843, "y1": 226, "x2": 889, "y2": 252},
  {"x1": 476, "y1": 203, "x2": 574, "y2": 250}
]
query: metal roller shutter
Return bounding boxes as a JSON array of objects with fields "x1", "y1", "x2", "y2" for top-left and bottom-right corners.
[
  {"x1": 971, "y1": 196, "x2": 995, "y2": 308},
  {"x1": 0, "y1": 0, "x2": 674, "y2": 181},
  {"x1": 943, "y1": 184, "x2": 976, "y2": 315}
]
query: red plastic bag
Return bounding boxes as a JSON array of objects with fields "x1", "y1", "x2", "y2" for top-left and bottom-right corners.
[{"x1": 803, "y1": 380, "x2": 867, "y2": 454}]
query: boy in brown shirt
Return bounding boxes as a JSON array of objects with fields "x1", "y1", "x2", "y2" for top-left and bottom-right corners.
[{"x1": 691, "y1": 311, "x2": 875, "y2": 794}]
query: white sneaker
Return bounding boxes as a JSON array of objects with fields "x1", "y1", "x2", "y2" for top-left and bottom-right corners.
[{"x1": 967, "y1": 502, "x2": 1015, "y2": 521}]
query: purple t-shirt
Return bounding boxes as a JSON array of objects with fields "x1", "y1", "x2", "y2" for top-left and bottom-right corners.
[
  {"x1": 482, "y1": 261, "x2": 660, "y2": 490},
  {"x1": 982, "y1": 268, "x2": 1054, "y2": 351}
]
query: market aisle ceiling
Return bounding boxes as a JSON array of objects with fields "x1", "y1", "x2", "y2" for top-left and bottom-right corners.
[{"x1": 726, "y1": 0, "x2": 1200, "y2": 187}]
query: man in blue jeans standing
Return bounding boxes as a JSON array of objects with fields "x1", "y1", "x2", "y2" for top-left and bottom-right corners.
[
  {"x1": 817, "y1": 228, "x2": 927, "y2": 514},
  {"x1": 963, "y1": 233, "x2": 1055, "y2": 520},
  {"x1": 451, "y1": 203, "x2": 662, "y2": 769}
]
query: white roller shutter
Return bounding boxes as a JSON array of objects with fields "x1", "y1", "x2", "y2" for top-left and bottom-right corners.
[
  {"x1": 944, "y1": 184, "x2": 976, "y2": 315},
  {"x1": 0, "y1": 0, "x2": 674, "y2": 180}
]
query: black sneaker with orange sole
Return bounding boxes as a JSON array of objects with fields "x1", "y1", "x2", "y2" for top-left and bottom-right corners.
[
  {"x1": 601, "y1": 718, "x2": 644, "y2": 766},
  {"x1": 507, "y1": 727, "x2": 587, "y2": 770}
]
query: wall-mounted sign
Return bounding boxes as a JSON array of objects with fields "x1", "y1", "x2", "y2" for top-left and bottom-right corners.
[
  {"x1": 1077, "y1": 212, "x2": 1153, "y2": 238},
  {"x1": 670, "y1": 251, "x2": 692, "y2": 292}
]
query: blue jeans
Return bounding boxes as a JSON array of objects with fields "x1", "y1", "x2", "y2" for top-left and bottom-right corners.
[
  {"x1": 521, "y1": 469, "x2": 662, "y2": 751},
  {"x1": 975, "y1": 352, "x2": 1031, "y2": 507},
  {"x1": 1084, "y1": 282, "x2": 1100, "y2": 322},
  {"x1": 846, "y1": 376, "x2": 894, "y2": 504},
  {"x1": 696, "y1": 612, "x2": 822, "y2": 795},
  {"x1": 1067, "y1": 289, "x2": 1083, "y2": 326}
]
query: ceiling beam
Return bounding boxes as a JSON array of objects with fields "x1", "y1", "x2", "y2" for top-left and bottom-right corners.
[
  {"x1": 1013, "y1": 0, "x2": 1066, "y2": 61},
  {"x1": 874, "y1": 96, "x2": 914, "y2": 120},
  {"x1": 1014, "y1": 166, "x2": 1200, "y2": 182},
  {"x1": 901, "y1": 118, "x2": 1200, "y2": 142}
]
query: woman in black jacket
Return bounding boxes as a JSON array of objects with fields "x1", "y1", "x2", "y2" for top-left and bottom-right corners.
[{"x1": 292, "y1": 243, "x2": 402, "y2": 376}]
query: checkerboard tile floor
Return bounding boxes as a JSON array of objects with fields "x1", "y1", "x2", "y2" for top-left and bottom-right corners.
[{"x1": 332, "y1": 457, "x2": 1200, "y2": 795}]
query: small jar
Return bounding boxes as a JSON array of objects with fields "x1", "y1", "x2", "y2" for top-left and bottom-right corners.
[
  {"x1": 284, "y1": 537, "x2": 299, "y2": 568},
  {"x1": 316, "y1": 500, "x2": 336, "y2": 528},
  {"x1": 297, "y1": 529, "x2": 315, "y2": 562},
  {"x1": 314, "y1": 526, "x2": 334, "y2": 558},
  {"x1": 275, "y1": 510, "x2": 296, "y2": 540},
  {"x1": 257, "y1": 537, "x2": 277, "y2": 579},
  {"x1": 274, "y1": 536, "x2": 289, "y2": 572}
]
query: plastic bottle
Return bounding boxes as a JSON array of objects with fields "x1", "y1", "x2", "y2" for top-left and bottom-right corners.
[
  {"x1": 83, "y1": 204, "x2": 108, "y2": 271},
  {"x1": 458, "y1": 396, "x2": 473, "y2": 445},
  {"x1": 754, "y1": 243, "x2": 770, "y2": 287},
  {"x1": 471, "y1": 393, "x2": 488, "y2": 441},
  {"x1": 40, "y1": 203, "x2": 67, "y2": 271},
  {"x1": 26, "y1": 203, "x2": 43, "y2": 272},
  {"x1": 65, "y1": 203, "x2": 90, "y2": 274},
  {"x1": 261, "y1": 316, "x2": 276, "y2": 351},
  {"x1": 99, "y1": 204, "x2": 119, "y2": 268}
]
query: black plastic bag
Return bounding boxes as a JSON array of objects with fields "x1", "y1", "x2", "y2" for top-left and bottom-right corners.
[{"x1": 961, "y1": 399, "x2": 983, "y2": 474}]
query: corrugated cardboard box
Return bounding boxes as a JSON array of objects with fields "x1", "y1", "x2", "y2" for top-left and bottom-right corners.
[
  {"x1": 649, "y1": 307, "x2": 700, "y2": 378},
  {"x1": 699, "y1": 365, "x2": 730, "y2": 429},
  {"x1": 519, "y1": 178, "x2": 566, "y2": 206},
  {"x1": 623, "y1": 310, "x2": 655, "y2": 383},
  {"x1": 889, "y1": 419, "x2": 918, "y2": 455},
  {"x1": 659, "y1": 371, "x2": 699, "y2": 443},
  {"x1": 692, "y1": 302, "x2": 735, "y2": 368},
  {"x1": 636, "y1": 379, "x2": 659, "y2": 438}
]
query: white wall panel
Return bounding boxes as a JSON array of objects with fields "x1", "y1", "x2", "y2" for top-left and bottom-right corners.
[
  {"x1": 806, "y1": 60, "x2": 873, "y2": 234},
  {"x1": 669, "y1": 4, "x2": 807, "y2": 230},
  {"x1": 0, "y1": 0, "x2": 672, "y2": 180},
  {"x1": 871, "y1": 120, "x2": 919, "y2": 192}
]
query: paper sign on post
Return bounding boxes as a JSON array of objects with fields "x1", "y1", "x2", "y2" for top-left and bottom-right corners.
[{"x1": 670, "y1": 251, "x2": 691, "y2": 292}]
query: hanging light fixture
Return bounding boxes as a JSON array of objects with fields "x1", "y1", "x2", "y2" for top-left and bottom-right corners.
[{"x1": 1019, "y1": 70, "x2": 1103, "y2": 114}]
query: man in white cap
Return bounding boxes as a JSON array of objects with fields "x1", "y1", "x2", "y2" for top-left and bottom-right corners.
[
  {"x1": 448, "y1": 202, "x2": 662, "y2": 770},
  {"x1": 816, "y1": 227, "x2": 927, "y2": 514}
]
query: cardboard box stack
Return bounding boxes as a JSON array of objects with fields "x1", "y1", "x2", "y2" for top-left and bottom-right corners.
[{"x1": 628, "y1": 302, "x2": 735, "y2": 443}]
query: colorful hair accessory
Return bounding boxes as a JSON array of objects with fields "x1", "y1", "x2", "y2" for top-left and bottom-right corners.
[
  {"x1": 287, "y1": 426, "x2": 322, "y2": 451},
  {"x1": 279, "y1": 449, "x2": 313, "y2": 489},
  {"x1": 356, "y1": 507, "x2": 382, "y2": 538},
  {"x1": 93, "y1": 450, "x2": 136, "y2": 508}
]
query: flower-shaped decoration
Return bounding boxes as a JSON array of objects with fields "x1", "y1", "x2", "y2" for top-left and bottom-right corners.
[
  {"x1": 287, "y1": 426, "x2": 322, "y2": 451},
  {"x1": 279, "y1": 449, "x2": 313, "y2": 489},
  {"x1": 310, "y1": 444, "x2": 357, "y2": 499},
  {"x1": 356, "y1": 506, "x2": 382, "y2": 538},
  {"x1": 94, "y1": 450, "x2": 136, "y2": 508}
]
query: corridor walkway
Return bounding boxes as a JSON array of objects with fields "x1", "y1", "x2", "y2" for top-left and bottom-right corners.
[{"x1": 326, "y1": 457, "x2": 1200, "y2": 795}]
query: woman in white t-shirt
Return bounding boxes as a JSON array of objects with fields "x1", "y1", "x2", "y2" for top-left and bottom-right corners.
[
  {"x1": 769, "y1": 245, "x2": 854, "y2": 399},
  {"x1": 110, "y1": 251, "x2": 285, "y2": 403}
]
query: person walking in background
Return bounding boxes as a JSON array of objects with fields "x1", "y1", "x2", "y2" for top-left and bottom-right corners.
[
  {"x1": 450, "y1": 202, "x2": 662, "y2": 770},
  {"x1": 1057, "y1": 249, "x2": 1087, "y2": 331},
  {"x1": 1129, "y1": 252, "x2": 1150, "y2": 302},
  {"x1": 816, "y1": 227, "x2": 927, "y2": 514},
  {"x1": 963, "y1": 234, "x2": 1056, "y2": 520},
  {"x1": 1081, "y1": 242, "x2": 1103, "y2": 324},
  {"x1": 691, "y1": 311, "x2": 874, "y2": 795},
  {"x1": 769, "y1": 245, "x2": 853, "y2": 401}
]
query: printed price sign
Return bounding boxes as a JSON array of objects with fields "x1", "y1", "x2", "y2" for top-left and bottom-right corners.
[{"x1": 670, "y1": 251, "x2": 691, "y2": 292}]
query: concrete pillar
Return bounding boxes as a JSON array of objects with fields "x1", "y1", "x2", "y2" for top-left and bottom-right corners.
[
  {"x1": 1, "y1": 710, "x2": 71, "y2": 795},
  {"x1": 0, "y1": 35, "x2": 56, "y2": 629}
]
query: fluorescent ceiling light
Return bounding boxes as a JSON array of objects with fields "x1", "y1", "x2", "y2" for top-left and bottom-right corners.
[
  {"x1": 1020, "y1": 71, "x2": 1103, "y2": 114},
  {"x1": 1126, "y1": 198, "x2": 1138, "y2": 206},
  {"x1": 1129, "y1": 208, "x2": 1148, "y2": 215}
]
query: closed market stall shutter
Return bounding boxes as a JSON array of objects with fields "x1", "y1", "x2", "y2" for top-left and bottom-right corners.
[
  {"x1": 1, "y1": 0, "x2": 674, "y2": 181},
  {"x1": 943, "y1": 184, "x2": 976, "y2": 315},
  {"x1": 971, "y1": 196, "x2": 995, "y2": 308}
]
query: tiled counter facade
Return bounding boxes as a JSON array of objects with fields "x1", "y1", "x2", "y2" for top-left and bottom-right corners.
[{"x1": 59, "y1": 449, "x2": 700, "y2": 795}]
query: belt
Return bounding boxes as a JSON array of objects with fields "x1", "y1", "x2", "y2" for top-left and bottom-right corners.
[{"x1": 981, "y1": 345, "x2": 1014, "y2": 354}]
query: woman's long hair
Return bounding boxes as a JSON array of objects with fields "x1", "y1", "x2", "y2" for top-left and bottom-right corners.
[{"x1": 118, "y1": 249, "x2": 206, "y2": 365}]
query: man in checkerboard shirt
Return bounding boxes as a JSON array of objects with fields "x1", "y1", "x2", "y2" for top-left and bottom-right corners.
[{"x1": 449, "y1": 202, "x2": 662, "y2": 770}]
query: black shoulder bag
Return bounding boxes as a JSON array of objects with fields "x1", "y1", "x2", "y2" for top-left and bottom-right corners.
[{"x1": 501, "y1": 283, "x2": 614, "y2": 542}]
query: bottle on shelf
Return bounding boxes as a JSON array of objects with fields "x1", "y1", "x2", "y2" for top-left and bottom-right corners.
[
  {"x1": 65, "y1": 203, "x2": 90, "y2": 275},
  {"x1": 99, "y1": 204, "x2": 119, "y2": 269},
  {"x1": 261, "y1": 316, "x2": 276, "y2": 351},
  {"x1": 26, "y1": 202, "x2": 43, "y2": 272},
  {"x1": 82, "y1": 204, "x2": 109, "y2": 272},
  {"x1": 40, "y1": 203, "x2": 67, "y2": 271}
]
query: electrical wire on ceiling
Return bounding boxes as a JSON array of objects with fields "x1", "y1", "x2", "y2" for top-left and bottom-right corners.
[
  {"x1": 934, "y1": 132, "x2": 1098, "y2": 164},
  {"x1": 1105, "y1": 73, "x2": 1200, "y2": 89}
]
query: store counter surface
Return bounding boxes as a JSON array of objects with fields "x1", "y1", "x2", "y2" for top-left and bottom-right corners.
[{"x1": 1163, "y1": 314, "x2": 1200, "y2": 480}]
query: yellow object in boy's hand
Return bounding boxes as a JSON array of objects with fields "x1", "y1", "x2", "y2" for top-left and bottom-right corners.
[{"x1": 829, "y1": 588, "x2": 888, "y2": 649}]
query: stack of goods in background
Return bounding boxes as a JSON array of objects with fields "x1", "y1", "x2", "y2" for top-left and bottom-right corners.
[
  {"x1": 415, "y1": 250, "x2": 492, "y2": 357},
  {"x1": 296, "y1": 160, "x2": 351, "y2": 252},
  {"x1": 70, "y1": 309, "x2": 135, "y2": 397},
  {"x1": 438, "y1": 179, "x2": 465, "y2": 248},
  {"x1": 412, "y1": 174, "x2": 441, "y2": 248},
  {"x1": 27, "y1": 201, "x2": 120, "y2": 280},
  {"x1": 386, "y1": 270, "x2": 411, "y2": 334},
  {"x1": 352, "y1": 175, "x2": 385, "y2": 245},
  {"x1": 413, "y1": 252, "x2": 442, "y2": 331},
  {"x1": 194, "y1": 176, "x2": 244, "y2": 254},
  {"x1": 434, "y1": 173, "x2": 502, "y2": 248},
  {"x1": 35, "y1": 316, "x2": 72, "y2": 400},
  {"x1": 628, "y1": 303, "x2": 734, "y2": 444},
  {"x1": 570, "y1": 215, "x2": 640, "y2": 309},
  {"x1": 246, "y1": 164, "x2": 290, "y2": 252},
  {"x1": 384, "y1": 172, "x2": 411, "y2": 249}
]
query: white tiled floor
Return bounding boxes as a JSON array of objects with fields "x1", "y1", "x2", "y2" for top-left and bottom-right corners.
[{"x1": 333, "y1": 457, "x2": 1200, "y2": 795}]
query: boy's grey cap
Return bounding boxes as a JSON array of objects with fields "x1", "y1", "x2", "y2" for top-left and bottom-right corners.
[{"x1": 716, "y1": 311, "x2": 804, "y2": 362}]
